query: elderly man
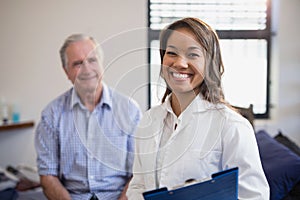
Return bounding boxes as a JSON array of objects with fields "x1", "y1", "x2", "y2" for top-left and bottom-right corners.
[{"x1": 35, "y1": 34, "x2": 141, "y2": 200}]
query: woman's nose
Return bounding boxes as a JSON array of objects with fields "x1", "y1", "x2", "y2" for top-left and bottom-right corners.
[{"x1": 173, "y1": 56, "x2": 188, "y2": 68}]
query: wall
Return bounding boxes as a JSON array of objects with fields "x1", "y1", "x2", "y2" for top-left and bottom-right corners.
[
  {"x1": 277, "y1": 0, "x2": 300, "y2": 142},
  {"x1": 0, "y1": 0, "x2": 299, "y2": 169},
  {"x1": 255, "y1": 0, "x2": 300, "y2": 145},
  {"x1": 0, "y1": 0, "x2": 148, "y2": 168}
]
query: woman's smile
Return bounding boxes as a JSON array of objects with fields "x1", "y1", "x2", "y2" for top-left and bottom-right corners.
[
  {"x1": 162, "y1": 28, "x2": 205, "y2": 94},
  {"x1": 171, "y1": 72, "x2": 191, "y2": 80}
]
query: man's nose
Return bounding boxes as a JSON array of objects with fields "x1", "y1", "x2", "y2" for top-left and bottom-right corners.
[
  {"x1": 82, "y1": 59, "x2": 90, "y2": 68},
  {"x1": 78, "y1": 60, "x2": 91, "y2": 71}
]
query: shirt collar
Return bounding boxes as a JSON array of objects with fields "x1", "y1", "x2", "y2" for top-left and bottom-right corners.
[
  {"x1": 70, "y1": 82, "x2": 112, "y2": 110},
  {"x1": 162, "y1": 93, "x2": 220, "y2": 116},
  {"x1": 99, "y1": 83, "x2": 112, "y2": 109},
  {"x1": 71, "y1": 88, "x2": 83, "y2": 109},
  {"x1": 164, "y1": 95, "x2": 174, "y2": 114}
]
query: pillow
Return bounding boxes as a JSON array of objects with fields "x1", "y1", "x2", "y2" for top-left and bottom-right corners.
[
  {"x1": 274, "y1": 131, "x2": 300, "y2": 157},
  {"x1": 255, "y1": 130, "x2": 300, "y2": 200}
]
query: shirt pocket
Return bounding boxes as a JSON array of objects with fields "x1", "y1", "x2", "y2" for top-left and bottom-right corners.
[
  {"x1": 99, "y1": 134, "x2": 130, "y2": 173},
  {"x1": 143, "y1": 173, "x2": 156, "y2": 190},
  {"x1": 61, "y1": 139, "x2": 87, "y2": 178},
  {"x1": 182, "y1": 150, "x2": 222, "y2": 182}
]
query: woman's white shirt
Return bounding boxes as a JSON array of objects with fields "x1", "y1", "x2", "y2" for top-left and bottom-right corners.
[{"x1": 127, "y1": 95, "x2": 269, "y2": 200}]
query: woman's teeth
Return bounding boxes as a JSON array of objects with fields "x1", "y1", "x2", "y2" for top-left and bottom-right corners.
[{"x1": 172, "y1": 72, "x2": 189, "y2": 79}]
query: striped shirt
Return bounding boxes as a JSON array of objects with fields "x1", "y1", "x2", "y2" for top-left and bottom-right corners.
[{"x1": 35, "y1": 83, "x2": 141, "y2": 200}]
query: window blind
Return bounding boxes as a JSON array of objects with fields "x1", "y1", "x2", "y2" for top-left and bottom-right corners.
[{"x1": 149, "y1": 0, "x2": 268, "y2": 30}]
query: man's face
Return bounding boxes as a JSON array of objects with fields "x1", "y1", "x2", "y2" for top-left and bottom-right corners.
[{"x1": 64, "y1": 39, "x2": 103, "y2": 93}]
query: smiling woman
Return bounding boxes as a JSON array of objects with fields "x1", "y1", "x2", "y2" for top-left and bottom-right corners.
[
  {"x1": 159, "y1": 18, "x2": 225, "y2": 110},
  {"x1": 161, "y1": 28, "x2": 206, "y2": 116},
  {"x1": 127, "y1": 17, "x2": 270, "y2": 200},
  {"x1": 162, "y1": 28, "x2": 205, "y2": 94}
]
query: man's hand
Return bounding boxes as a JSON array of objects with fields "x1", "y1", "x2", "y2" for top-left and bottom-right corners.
[
  {"x1": 118, "y1": 178, "x2": 131, "y2": 200},
  {"x1": 40, "y1": 175, "x2": 71, "y2": 200}
]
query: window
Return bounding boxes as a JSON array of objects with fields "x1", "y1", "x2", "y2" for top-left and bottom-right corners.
[{"x1": 148, "y1": 0, "x2": 271, "y2": 118}]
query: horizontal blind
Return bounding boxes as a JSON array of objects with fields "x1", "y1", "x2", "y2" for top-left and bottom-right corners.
[{"x1": 149, "y1": 0, "x2": 267, "y2": 30}]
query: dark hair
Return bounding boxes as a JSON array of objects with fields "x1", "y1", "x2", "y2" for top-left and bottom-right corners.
[{"x1": 159, "y1": 17, "x2": 225, "y2": 104}]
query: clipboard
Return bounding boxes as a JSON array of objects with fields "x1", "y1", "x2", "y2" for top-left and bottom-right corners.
[{"x1": 143, "y1": 167, "x2": 238, "y2": 200}]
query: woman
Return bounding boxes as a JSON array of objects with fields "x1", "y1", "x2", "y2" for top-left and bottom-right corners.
[{"x1": 127, "y1": 18, "x2": 269, "y2": 199}]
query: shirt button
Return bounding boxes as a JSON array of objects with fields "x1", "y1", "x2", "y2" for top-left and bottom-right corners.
[{"x1": 90, "y1": 175, "x2": 95, "y2": 179}]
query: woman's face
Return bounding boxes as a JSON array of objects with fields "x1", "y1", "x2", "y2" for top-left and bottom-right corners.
[{"x1": 162, "y1": 28, "x2": 205, "y2": 95}]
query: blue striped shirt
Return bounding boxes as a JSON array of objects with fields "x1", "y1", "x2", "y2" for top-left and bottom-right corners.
[{"x1": 35, "y1": 83, "x2": 141, "y2": 200}]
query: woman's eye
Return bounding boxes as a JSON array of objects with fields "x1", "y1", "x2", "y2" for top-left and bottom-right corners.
[
  {"x1": 188, "y1": 53, "x2": 200, "y2": 58},
  {"x1": 166, "y1": 51, "x2": 177, "y2": 56}
]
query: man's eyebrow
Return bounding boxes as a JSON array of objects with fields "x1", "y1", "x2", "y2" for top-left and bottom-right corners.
[{"x1": 72, "y1": 60, "x2": 83, "y2": 66}]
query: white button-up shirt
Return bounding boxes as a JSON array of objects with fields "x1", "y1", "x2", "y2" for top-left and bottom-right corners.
[{"x1": 127, "y1": 95, "x2": 269, "y2": 200}]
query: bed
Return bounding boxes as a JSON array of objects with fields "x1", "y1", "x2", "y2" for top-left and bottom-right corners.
[{"x1": 234, "y1": 105, "x2": 300, "y2": 200}]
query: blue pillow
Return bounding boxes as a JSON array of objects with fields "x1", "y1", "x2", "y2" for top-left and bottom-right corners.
[{"x1": 255, "y1": 130, "x2": 300, "y2": 200}]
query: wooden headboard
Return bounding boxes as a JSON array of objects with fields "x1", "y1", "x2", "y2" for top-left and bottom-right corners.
[{"x1": 232, "y1": 104, "x2": 254, "y2": 127}]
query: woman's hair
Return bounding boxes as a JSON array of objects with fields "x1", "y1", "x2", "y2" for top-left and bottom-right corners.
[
  {"x1": 59, "y1": 33, "x2": 103, "y2": 69},
  {"x1": 159, "y1": 17, "x2": 225, "y2": 104}
]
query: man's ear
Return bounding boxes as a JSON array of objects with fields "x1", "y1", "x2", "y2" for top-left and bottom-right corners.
[
  {"x1": 63, "y1": 66, "x2": 71, "y2": 80},
  {"x1": 63, "y1": 65, "x2": 67, "y2": 72}
]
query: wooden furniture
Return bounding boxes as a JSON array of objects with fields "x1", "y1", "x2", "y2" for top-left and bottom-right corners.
[
  {"x1": 232, "y1": 104, "x2": 254, "y2": 127},
  {"x1": 0, "y1": 121, "x2": 34, "y2": 131}
]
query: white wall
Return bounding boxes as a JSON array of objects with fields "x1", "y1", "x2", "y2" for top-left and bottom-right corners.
[
  {"x1": 0, "y1": 0, "x2": 148, "y2": 168},
  {"x1": 255, "y1": 0, "x2": 300, "y2": 145},
  {"x1": 0, "y1": 0, "x2": 299, "y2": 169}
]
